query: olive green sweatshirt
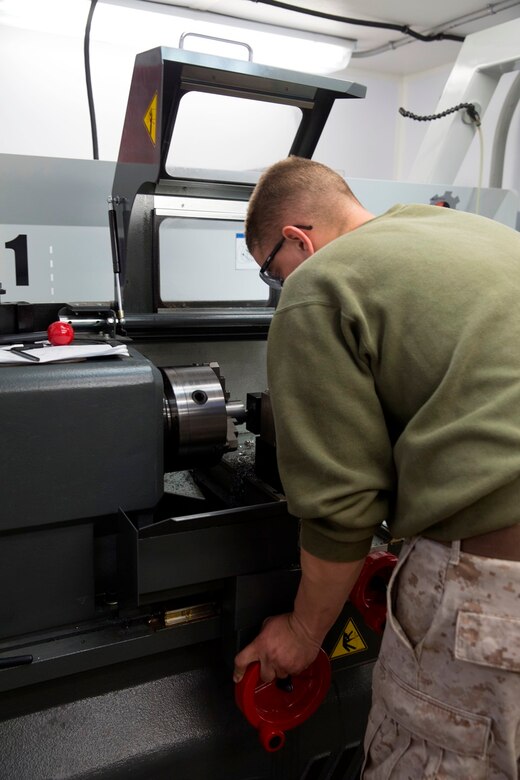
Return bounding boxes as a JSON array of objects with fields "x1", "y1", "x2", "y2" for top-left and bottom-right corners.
[{"x1": 267, "y1": 204, "x2": 520, "y2": 562}]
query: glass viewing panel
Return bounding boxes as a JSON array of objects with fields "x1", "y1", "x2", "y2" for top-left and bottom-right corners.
[
  {"x1": 165, "y1": 92, "x2": 302, "y2": 178},
  {"x1": 159, "y1": 217, "x2": 269, "y2": 304}
]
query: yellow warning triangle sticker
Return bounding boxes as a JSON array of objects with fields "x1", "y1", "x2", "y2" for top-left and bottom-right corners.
[
  {"x1": 330, "y1": 618, "x2": 367, "y2": 659},
  {"x1": 143, "y1": 92, "x2": 158, "y2": 145}
]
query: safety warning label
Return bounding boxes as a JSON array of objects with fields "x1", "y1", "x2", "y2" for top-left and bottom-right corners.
[
  {"x1": 143, "y1": 92, "x2": 158, "y2": 145},
  {"x1": 330, "y1": 618, "x2": 367, "y2": 659}
]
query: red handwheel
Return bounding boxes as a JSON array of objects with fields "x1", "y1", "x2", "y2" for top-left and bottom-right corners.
[
  {"x1": 349, "y1": 550, "x2": 398, "y2": 634},
  {"x1": 235, "y1": 648, "x2": 331, "y2": 752}
]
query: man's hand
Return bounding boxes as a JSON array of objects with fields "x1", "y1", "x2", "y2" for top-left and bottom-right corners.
[
  {"x1": 233, "y1": 611, "x2": 321, "y2": 684},
  {"x1": 233, "y1": 550, "x2": 366, "y2": 685}
]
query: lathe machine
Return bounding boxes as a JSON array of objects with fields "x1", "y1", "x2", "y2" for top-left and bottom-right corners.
[{"x1": 0, "y1": 48, "x2": 397, "y2": 779}]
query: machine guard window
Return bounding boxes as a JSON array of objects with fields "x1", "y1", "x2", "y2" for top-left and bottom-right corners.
[
  {"x1": 165, "y1": 92, "x2": 302, "y2": 179},
  {"x1": 156, "y1": 198, "x2": 270, "y2": 305}
]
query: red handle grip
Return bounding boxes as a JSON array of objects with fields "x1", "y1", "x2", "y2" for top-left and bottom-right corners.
[
  {"x1": 47, "y1": 321, "x2": 74, "y2": 345},
  {"x1": 235, "y1": 648, "x2": 331, "y2": 751}
]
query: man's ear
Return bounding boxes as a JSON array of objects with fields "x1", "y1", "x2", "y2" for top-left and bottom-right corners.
[{"x1": 282, "y1": 225, "x2": 314, "y2": 254}]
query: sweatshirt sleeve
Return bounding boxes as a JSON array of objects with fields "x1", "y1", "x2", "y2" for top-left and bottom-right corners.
[{"x1": 267, "y1": 299, "x2": 394, "y2": 562}]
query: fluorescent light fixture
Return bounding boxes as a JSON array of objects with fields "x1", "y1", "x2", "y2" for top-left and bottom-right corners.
[
  {"x1": 0, "y1": 1, "x2": 355, "y2": 74},
  {"x1": 179, "y1": 18, "x2": 356, "y2": 75},
  {"x1": 95, "y1": 3, "x2": 355, "y2": 76}
]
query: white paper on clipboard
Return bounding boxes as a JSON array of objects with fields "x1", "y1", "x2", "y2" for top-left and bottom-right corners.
[{"x1": 0, "y1": 343, "x2": 129, "y2": 366}]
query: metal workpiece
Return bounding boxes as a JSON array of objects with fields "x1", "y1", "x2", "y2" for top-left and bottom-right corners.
[{"x1": 226, "y1": 398, "x2": 247, "y2": 424}]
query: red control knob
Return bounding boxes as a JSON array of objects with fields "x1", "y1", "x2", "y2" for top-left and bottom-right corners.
[
  {"x1": 349, "y1": 550, "x2": 398, "y2": 634},
  {"x1": 235, "y1": 648, "x2": 331, "y2": 752},
  {"x1": 47, "y1": 321, "x2": 74, "y2": 346}
]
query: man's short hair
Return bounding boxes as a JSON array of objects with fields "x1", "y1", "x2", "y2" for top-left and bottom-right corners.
[{"x1": 245, "y1": 156, "x2": 359, "y2": 253}]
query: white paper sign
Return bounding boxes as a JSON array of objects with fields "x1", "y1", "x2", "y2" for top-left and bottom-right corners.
[{"x1": 235, "y1": 232, "x2": 257, "y2": 270}]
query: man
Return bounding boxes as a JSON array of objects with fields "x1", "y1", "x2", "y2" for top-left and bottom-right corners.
[{"x1": 233, "y1": 156, "x2": 520, "y2": 778}]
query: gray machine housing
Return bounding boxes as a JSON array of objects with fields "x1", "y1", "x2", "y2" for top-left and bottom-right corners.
[
  {"x1": 0, "y1": 349, "x2": 163, "y2": 529},
  {"x1": 0, "y1": 350, "x2": 163, "y2": 640}
]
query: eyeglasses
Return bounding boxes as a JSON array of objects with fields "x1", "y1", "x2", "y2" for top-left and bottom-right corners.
[{"x1": 259, "y1": 225, "x2": 313, "y2": 289}]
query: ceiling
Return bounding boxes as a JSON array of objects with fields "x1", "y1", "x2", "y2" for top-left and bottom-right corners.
[{"x1": 142, "y1": 0, "x2": 520, "y2": 74}]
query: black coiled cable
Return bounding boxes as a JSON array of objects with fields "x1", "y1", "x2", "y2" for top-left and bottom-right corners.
[{"x1": 398, "y1": 102, "x2": 481, "y2": 126}]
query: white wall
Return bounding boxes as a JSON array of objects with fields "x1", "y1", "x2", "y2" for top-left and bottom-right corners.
[
  {"x1": 314, "y1": 69, "x2": 401, "y2": 181},
  {"x1": 0, "y1": 0, "x2": 519, "y2": 199},
  {"x1": 396, "y1": 64, "x2": 453, "y2": 182},
  {"x1": 0, "y1": 24, "x2": 92, "y2": 158}
]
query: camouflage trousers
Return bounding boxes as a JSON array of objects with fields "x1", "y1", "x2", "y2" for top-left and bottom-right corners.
[{"x1": 361, "y1": 536, "x2": 520, "y2": 779}]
